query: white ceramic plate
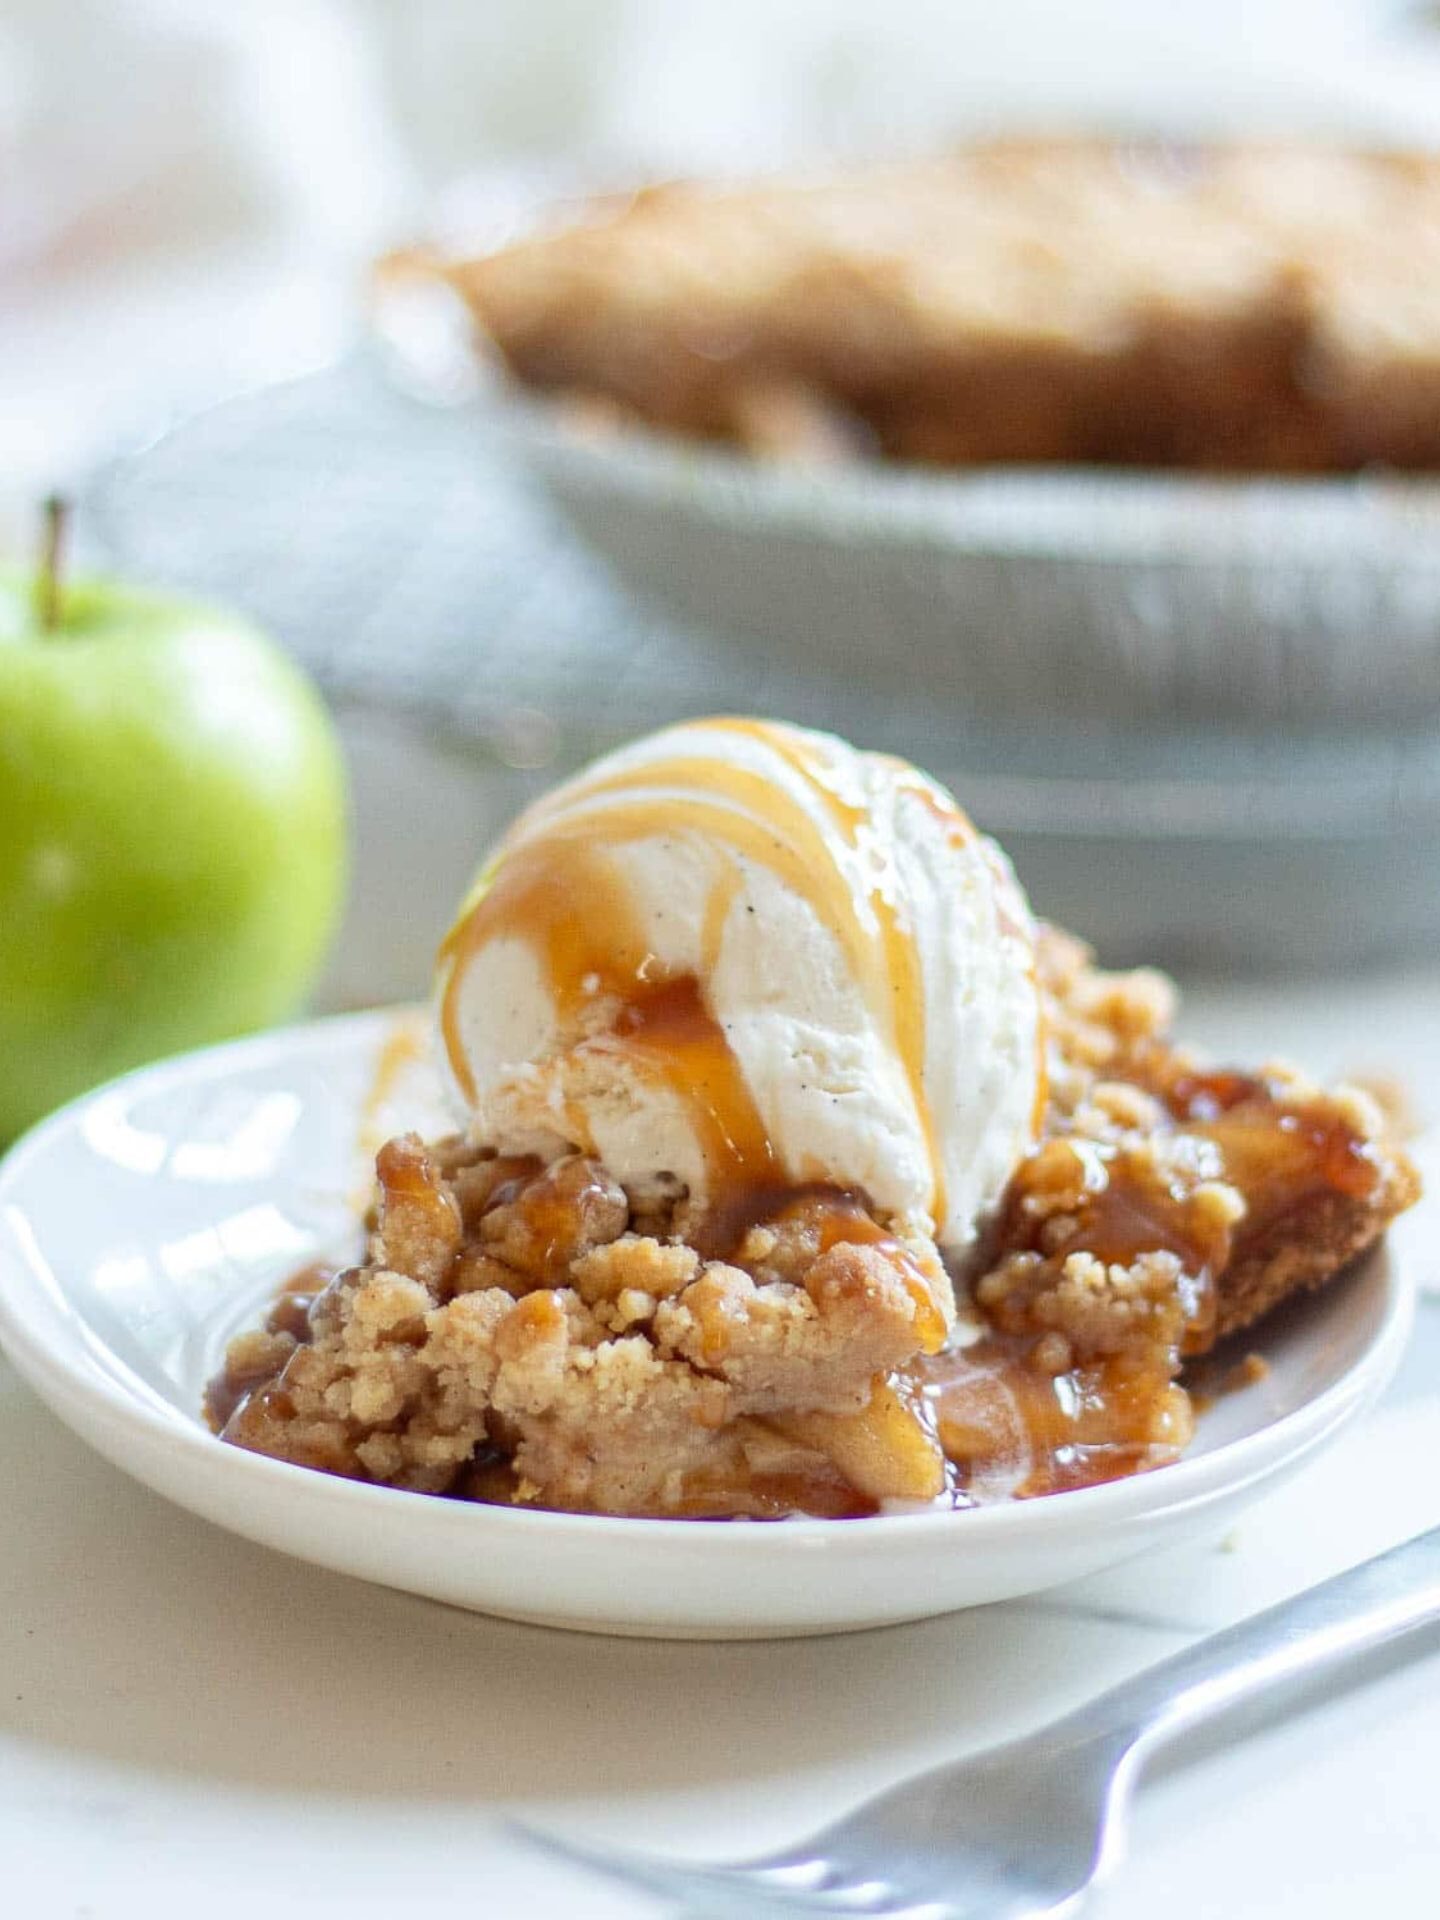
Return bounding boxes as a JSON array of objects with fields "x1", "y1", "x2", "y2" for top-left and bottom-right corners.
[
  {"x1": 504, "y1": 400, "x2": 1440, "y2": 728},
  {"x1": 0, "y1": 1011, "x2": 1415, "y2": 1639}
]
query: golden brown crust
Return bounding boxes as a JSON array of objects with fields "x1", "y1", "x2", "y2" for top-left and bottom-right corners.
[
  {"x1": 434, "y1": 141, "x2": 1440, "y2": 474},
  {"x1": 1215, "y1": 1160, "x2": 1421, "y2": 1339},
  {"x1": 1035, "y1": 925, "x2": 1420, "y2": 1347}
]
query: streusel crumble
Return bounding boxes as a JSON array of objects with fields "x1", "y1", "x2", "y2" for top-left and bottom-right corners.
[{"x1": 211, "y1": 929, "x2": 1418, "y2": 1516}]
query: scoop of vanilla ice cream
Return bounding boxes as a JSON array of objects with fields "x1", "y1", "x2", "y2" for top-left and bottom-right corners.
[{"x1": 434, "y1": 719, "x2": 1041, "y2": 1253}]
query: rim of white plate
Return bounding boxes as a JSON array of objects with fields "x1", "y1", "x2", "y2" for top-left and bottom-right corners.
[{"x1": 0, "y1": 1009, "x2": 1416, "y2": 1551}]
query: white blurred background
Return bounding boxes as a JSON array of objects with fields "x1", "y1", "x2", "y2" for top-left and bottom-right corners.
[
  {"x1": 10, "y1": 0, "x2": 1440, "y2": 1008},
  {"x1": 6, "y1": 0, "x2": 1440, "y2": 503}
]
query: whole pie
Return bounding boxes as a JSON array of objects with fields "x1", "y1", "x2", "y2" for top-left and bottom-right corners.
[
  {"x1": 212, "y1": 720, "x2": 1419, "y2": 1517},
  {"x1": 426, "y1": 141, "x2": 1440, "y2": 472}
]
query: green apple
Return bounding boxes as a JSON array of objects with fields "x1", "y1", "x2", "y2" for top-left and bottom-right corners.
[{"x1": 0, "y1": 567, "x2": 348, "y2": 1142}]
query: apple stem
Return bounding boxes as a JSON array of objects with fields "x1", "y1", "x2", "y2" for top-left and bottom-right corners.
[{"x1": 34, "y1": 495, "x2": 69, "y2": 633}]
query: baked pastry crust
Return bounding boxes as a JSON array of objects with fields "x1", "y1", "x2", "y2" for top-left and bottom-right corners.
[
  {"x1": 212, "y1": 930, "x2": 1418, "y2": 1516},
  {"x1": 433, "y1": 142, "x2": 1440, "y2": 473}
]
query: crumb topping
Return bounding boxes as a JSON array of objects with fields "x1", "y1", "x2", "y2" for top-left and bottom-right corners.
[
  {"x1": 211, "y1": 926, "x2": 1418, "y2": 1517},
  {"x1": 218, "y1": 1143, "x2": 954, "y2": 1516}
]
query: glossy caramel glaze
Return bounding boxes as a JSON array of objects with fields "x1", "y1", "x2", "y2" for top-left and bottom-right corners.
[
  {"x1": 203, "y1": 1263, "x2": 335, "y2": 1434},
  {"x1": 913, "y1": 1063, "x2": 1386, "y2": 1502},
  {"x1": 722, "y1": 720, "x2": 953, "y2": 1221},
  {"x1": 437, "y1": 719, "x2": 1017, "y2": 1228},
  {"x1": 1171, "y1": 1070, "x2": 1382, "y2": 1219},
  {"x1": 917, "y1": 1337, "x2": 1193, "y2": 1500},
  {"x1": 695, "y1": 1182, "x2": 950, "y2": 1354}
]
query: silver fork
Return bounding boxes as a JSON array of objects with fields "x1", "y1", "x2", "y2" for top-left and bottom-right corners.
[{"x1": 522, "y1": 1522, "x2": 1440, "y2": 1918}]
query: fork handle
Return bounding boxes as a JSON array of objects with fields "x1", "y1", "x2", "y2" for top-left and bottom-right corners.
[{"x1": 1056, "y1": 1523, "x2": 1440, "y2": 1766}]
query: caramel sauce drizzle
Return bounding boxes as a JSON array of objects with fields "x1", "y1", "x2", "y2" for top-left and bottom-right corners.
[
  {"x1": 355, "y1": 1011, "x2": 431, "y2": 1169},
  {"x1": 917, "y1": 1341, "x2": 1193, "y2": 1501},
  {"x1": 612, "y1": 974, "x2": 778, "y2": 1191},
  {"x1": 439, "y1": 826, "x2": 776, "y2": 1194},
  {"x1": 438, "y1": 718, "x2": 996, "y2": 1228},
  {"x1": 723, "y1": 722, "x2": 951, "y2": 1227},
  {"x1": 911, "y1": 1068, "x2": 1382, "y2": 1504},
  {"x1": 693, "y1": 1182, "x2": 950, "y2": 1354},
  {"x1": 1168, "y1": 1070, "x2": 1381, "y2": 1208}
]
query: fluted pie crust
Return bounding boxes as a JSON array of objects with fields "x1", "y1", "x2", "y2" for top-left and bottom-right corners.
[{"x1": 210, "y1": 930, "x2": 1418, "y2": 1517}]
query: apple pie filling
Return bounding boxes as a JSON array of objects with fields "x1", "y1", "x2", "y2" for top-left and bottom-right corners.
[{"x1": 210, "y1": 931, "x2": 1418, "y2": 1517}]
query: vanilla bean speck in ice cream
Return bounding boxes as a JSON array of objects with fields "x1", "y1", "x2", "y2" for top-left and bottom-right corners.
[{"x1": 434, "y1": 718, "x2": 1042, "y2": 1254}]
